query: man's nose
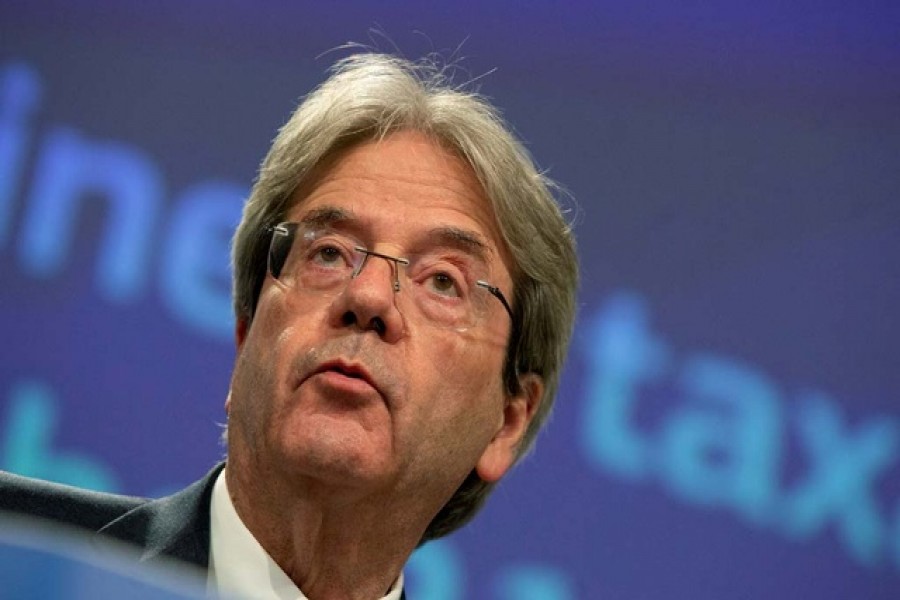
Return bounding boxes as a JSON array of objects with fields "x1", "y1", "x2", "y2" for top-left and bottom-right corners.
[{"x1": 336, "y1": 254, "x2": 405, "y2": 342}]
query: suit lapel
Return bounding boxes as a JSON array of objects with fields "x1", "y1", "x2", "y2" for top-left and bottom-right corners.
[{"x1": 97, "y1": 463, "x2": 224, "y2": 570}]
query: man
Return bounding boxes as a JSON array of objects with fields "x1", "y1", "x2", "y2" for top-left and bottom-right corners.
[{"x1": 0, "y1": 52, "x2": 578, "y2": 599}]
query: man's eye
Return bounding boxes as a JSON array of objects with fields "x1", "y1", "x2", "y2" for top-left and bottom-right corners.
[
  {"x1": 428, "y1": 272, "x2": 462, "y2": 297},
  {"x1": 312, "y1": 245, "x2": 345, "y2": 266}
]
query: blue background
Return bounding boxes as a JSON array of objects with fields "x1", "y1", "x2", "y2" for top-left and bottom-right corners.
[{"x1": 1, "y1": 2, "x2": 899, "y2": 598}]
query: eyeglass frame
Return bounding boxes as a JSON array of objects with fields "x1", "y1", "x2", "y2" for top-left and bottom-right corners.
[{"x1": 266, "y1": 220, "x2": 515, "y2": 323}]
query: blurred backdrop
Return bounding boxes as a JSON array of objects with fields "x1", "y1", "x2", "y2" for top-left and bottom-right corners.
[{"x1": 1, "y1": 2, "x2": 898, "y2": 599}]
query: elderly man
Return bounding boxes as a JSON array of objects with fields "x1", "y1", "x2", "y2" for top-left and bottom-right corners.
[{"x1": 0, "y1": 53, "x2": 578, "y2": 599}]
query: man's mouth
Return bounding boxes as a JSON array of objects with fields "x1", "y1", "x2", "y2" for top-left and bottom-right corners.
[{"x1": 306, "y1": 359, "x2": 381, "y2": 397}]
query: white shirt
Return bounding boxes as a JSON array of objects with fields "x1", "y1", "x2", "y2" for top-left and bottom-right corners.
[{"x1": 207, "y1": 469, "x2": 404, "y2": 600}]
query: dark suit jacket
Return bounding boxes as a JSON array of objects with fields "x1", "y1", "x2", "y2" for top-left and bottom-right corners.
[
  {"x1": 0, "y1": 463, "x2": 223, "y2": 571},
  {"x1": 0, "y1": 464, "x2": 407, "y2": 599}
]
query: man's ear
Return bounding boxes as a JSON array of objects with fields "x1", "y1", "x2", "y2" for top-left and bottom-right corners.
[
  {"x1": 235, "y1": 316, "x2": 249, "y2": 349},
  {"x1": 228, "y1": 317, "x2": 250, "y2": 416},
  {"x1": 475, "y1": 373, "x2": 544, "y2": 483}
]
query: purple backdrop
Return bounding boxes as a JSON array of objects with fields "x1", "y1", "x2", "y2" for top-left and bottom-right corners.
[{"x1": 1, "y1": 2, "x2": 898, "y2": 598}]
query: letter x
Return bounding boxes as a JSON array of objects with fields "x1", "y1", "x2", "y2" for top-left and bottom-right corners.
[{"x1": 783, "y1": 393, "x2": 898, "y2": 566}]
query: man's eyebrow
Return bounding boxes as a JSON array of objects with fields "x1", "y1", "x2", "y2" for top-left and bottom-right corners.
[
  {"x1": 424, "y1": 226, "x2": 491, "y2": 263},
  {"x1": 297, "y1": 206, "x2": 356, "y2": 228},
  {"x1": 295, "y1": 208, "x2": 492, "y2": 261}
]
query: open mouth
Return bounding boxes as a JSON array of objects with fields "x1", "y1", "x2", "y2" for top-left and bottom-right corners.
[
  {"x1": 329, "y1": 365, "x2": 364, "y2": 379},
  {"x1": 309, "y1": 360, "x2": 379, "y2": 395}
]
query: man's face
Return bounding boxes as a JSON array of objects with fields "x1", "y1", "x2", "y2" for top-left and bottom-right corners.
[{"x1": 227, "y1": 131, "x2": 540, "y2": 507}]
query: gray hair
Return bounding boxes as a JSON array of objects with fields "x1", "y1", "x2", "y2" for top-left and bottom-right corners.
[{"x1": 231, "y1": 53, "x2": 578, "y2": 543}]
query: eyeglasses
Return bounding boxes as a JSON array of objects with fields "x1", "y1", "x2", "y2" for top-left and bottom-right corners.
[{"x1": 267, "y1": 222, "x2": 515, "y2": 333}]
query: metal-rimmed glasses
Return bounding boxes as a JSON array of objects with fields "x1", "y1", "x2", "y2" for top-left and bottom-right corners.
[{"x1": 267, "y1": 222, "x2": 515, "y2": 333}]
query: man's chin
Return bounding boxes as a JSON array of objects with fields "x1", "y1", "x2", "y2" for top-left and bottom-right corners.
[{"x1": 276, "y1": 426, "x2": 392, "y2": 490}]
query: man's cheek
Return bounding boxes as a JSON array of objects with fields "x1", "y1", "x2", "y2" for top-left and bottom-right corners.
[{"x1": 445, "y1": 342, "x2": 498, "y2": 394}]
